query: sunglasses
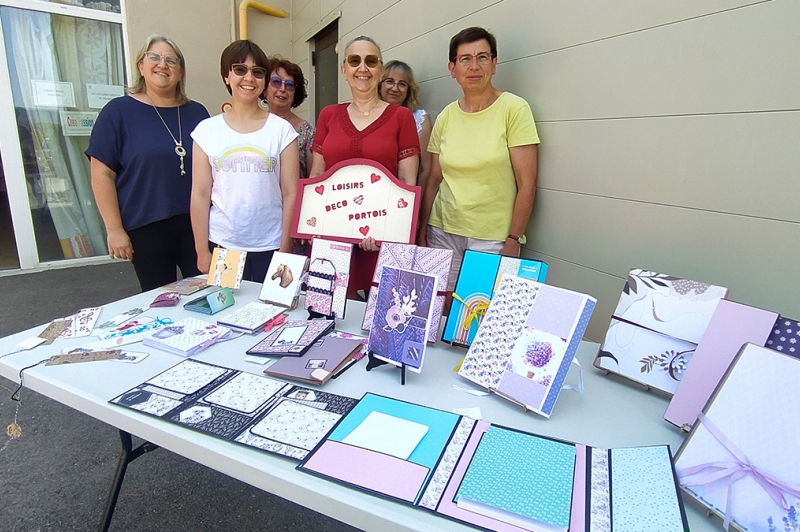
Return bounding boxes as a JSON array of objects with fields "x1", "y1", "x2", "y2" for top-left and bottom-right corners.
[
  {"x1": 269, "y1": 76, "x2": 296, "y2": 91},
  {"x1": 144, "y1": 51, "x2": 180, "y2": 68},
  {"x1": 346, "y1": 54, "x2": 381, "y2": 68},
  {"x1": 231, "y1": 63, "x2": 268, "y2": 79}
]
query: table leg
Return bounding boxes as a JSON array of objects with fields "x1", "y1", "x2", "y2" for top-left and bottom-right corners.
[{"x1": 98, "y1": 430, "x2": 159, "y2": 532}]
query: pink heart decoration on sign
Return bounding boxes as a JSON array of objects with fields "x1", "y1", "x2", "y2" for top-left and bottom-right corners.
[
  {"x1": 353, "y1": 195, "x2": 364, "y2": 205},
  {"x1": 370, "y1": 173, "x2": 380, "y2": 183},
  {"x1": 314, "y1": 185, "x2": 324, "y2": 195},
  {"x1": 359, "y1": 225, "x2": 370, "y2": 236},
  {"x1": 307, "y1": 217, "x2": 317, "y2": 227},
  {"x1": 397, "y1": 198, "x2": 408, "y2": 208}
]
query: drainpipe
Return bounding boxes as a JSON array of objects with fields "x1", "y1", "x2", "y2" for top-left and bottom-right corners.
[{"x1": 238, "y1": 0, "x2": 288, "y2": 40}]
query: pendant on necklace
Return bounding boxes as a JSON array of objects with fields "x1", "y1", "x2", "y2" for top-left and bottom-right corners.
[
  {"x1": 362, "y1": 111, "x2": 370, "y2": 116},
  {"x1": 175, "y1": 144, "x2": 187, "y2": 157}
]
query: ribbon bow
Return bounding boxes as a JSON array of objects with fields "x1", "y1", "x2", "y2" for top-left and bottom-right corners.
[
  {"x1": 452, "y1": 293, "x2": 489, "y2": 331},
  {"x1": 679, "y1": 412, "x2": 800, "y2": 530}
]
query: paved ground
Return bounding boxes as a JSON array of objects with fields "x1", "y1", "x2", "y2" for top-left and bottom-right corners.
[{"x1": 0, "y1": 262, "x2": 360, "y2": 532}]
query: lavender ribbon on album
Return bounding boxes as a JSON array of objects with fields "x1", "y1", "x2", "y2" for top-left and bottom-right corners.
[{"x1": 679, "y1": 412, "x2": 800, "y2": 530}]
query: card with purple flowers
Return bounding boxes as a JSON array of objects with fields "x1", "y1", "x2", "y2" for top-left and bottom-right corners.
[
  {"x1": 458, "y1": 275, "x2": 596, "y2": 417},
  {"x1": 368, "y1": 266, "x2": 437, "y2": 373}
]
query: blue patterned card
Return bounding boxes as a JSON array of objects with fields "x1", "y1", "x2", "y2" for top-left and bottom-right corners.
[
  {"x1": 368, "y1": 266, "x2": 437, "y2": 372},
  {"x1": 455, "y1": 425, "x2": 575, "y2": 529},
  {"x1": 766, "y1": 315, "x2": 799, "y2": 358}
]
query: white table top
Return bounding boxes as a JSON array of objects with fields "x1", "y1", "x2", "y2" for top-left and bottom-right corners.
[{"x1": 0, "y1": 281, "x2": 721, "y2": 531}]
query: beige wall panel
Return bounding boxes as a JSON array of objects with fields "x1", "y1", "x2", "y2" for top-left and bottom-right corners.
[
  {"x1": 320, "y1": 0, "x2": 344, "y2": 21},
  {"x1": 293, "y1": 0, "x2": 315, "y2": 18},
  {"x1": 335, "y1": 0, "x2": 398, "y2": 40},
  {"x1": 496, "y1": 0, "x2": 799, "y2": 121},
  {"x1": 240, "y1": 0, "x2": 292, "y2": 58},
  {"x1": 528, "y1": 189, "x2": 800, "y2": 320},
  {"x1": 536, "y1": 111, "x2": 800, "y2": 223},
  {"x1": 292, "y1": 0, "x2": 320, "y2": 42},
  {"x1": 125, "y1": 0, "x2": 234, "y2": 111},
  {"x1": 521, "y1": 251, "x2": 625, "y2": 342}
]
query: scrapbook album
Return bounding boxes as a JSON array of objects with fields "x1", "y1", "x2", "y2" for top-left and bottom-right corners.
[
  {"x1": 675, "y1": 343, "x2": 800, "y2": 531},
  {"x1": 594, "y1": 269, "x2": 729, "y2": 395},
  {"x1": 264, "y1": 336, "x2": 364, "y2": 386},
  {"x1": 361, "y1": 243, "x2": 452, "y2": 343},
  {"x1": 216, "y1": 301, "x2": 285, "y2": 334},
  {"x1": 110, "y1": 359, "x2": 359, "y2": 461},
  {"x1": 442, "y1": 250, "x2": 548, "y2": 348},
  {"x1": 246, "y1": 319, "x2": 334, "y2": 357},
  {"x1": 142, "y1": 317, "x2": 232, "y2": 357},
  {"x1": 457, "y1": 275, "x2": 595, "y2": 417}
]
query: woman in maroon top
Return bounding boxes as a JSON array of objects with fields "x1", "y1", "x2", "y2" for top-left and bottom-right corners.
[{"x1": 309, "y1": 36, "x2": 420, "y2": 297}]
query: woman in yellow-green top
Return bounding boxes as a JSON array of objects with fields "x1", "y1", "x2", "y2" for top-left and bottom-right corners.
[{"x1": 417, "y1": 26, "x2": 539, "y2": 292}]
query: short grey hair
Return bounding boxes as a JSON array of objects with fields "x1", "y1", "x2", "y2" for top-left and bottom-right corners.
[
  {"x1": 342, "y1": 35, "x2": 382, "y2": 62},
  {"x1": 128, "y1": 34, "x2": 188, "y2": 105}
]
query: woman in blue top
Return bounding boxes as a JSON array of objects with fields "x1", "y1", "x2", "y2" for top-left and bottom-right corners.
[{"x1": 87, "y1": 35, "x2": 209, "y2": 291}]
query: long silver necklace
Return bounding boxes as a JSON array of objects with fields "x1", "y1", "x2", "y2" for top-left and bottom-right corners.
[{"x1": 147, "y1": 96, "x2": 187, "y2": 175}]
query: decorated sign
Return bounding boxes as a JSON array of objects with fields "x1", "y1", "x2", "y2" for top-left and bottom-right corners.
[{"x1": 291, "y1": 158, "x2": 420, "y2": 244}]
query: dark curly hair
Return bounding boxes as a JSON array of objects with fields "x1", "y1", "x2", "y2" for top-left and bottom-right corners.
[{"x1": 268, "y1": 57, "x2": 308, "y2": 108}]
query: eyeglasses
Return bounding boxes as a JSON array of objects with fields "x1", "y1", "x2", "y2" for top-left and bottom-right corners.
[
  {"x1": 230, "y1": 63, "x2": 268, "y2": 79},
  {"x1": 346, "y1": 54, "x2": 381, "y2": 68},
  {"x1": 269, "y1": 76, "x2": 296, "y2": 91},
  {"x1": 454, "y1": 52, "x2": 494, "y2": 67},
  {"x1": 381, "y1": 78, "x2": 409, "y2": 90},
  {"x1": 144, "y1": 51, "x2": 180, "y2": 68}
]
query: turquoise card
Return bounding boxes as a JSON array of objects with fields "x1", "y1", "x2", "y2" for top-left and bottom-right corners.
[
  {"x1": 442, "y1": 250, "x2": 547, "y2": 347},
  {"x1": 455, "y1": 425, "x2": 575, "y2": 529}
]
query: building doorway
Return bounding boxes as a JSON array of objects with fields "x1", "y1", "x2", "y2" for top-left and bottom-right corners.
[
  {"x1": 313, "y1": 20, "x2": 338, "y2": 120},
  {"x1": 0, "y1": 154, "x2": 20, "y2": 269}
]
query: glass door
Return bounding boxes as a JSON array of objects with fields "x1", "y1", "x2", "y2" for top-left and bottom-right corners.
[
  {"x1": 0, "y1": 152, "x2": 21, "y2": 269},
  {"x1": 0, "y1": 2, "x2": 124, "y2": 266}
]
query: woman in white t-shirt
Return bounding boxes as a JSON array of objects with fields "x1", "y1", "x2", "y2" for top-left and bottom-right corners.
[{"x1": 190, "y1": 40, "x2": 299, "y2": 282}]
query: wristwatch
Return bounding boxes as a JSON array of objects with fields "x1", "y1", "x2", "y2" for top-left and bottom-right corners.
[{"x1": 508, "y1": 234, "x2": 526, "y2": 245}]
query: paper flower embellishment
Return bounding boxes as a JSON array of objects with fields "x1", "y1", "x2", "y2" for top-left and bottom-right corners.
[
  {"x1": 524, "y1": 341, "x2": 554, "y2": 368},
  {"x1": 383, "y1": 287, "x2": 417, "y2": 334}
]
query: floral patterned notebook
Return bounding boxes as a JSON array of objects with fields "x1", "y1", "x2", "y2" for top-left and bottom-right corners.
[
  {"x1": 110, "y1": 359, "x2": 358, "y2": 461},
  {"x1": 594, "y1": 269, "x2": 729, "y2": 395}
]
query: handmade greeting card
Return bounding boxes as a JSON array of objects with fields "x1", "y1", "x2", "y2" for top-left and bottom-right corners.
[
  {"x1": 458, "y1": 275, "x2": 596, "y2": 417},
  {"x1": 291, "y1": 159, "x2": 420, "y2": 244},
  {"x1": 143, "y1": 317, "x2": 233, "y2": 357},
  {"x1": 216, "y1": 301, "x2": 284, "y2": 334},
  {"x1": 159, "y1": 277, "x2": 208, "y2": 295},
  {"x1": 246, "y1": 319, "x2": 334, "y2": 357},
  {"x1": 594, "y1": 269, "x2": 729, "y2": 395},
  {"x1": 665, "y1": 300, "x2": 778, "y2": 430},
  {"x1": 88, "y1": 315, "x2": 175, "y2": 348},
  {"x1": 259, "y1": 251, "x2": 308, "y2": 308},
  {"x1": 367, "y1": 266, "x2": 437, "y2": 372},
  {"x1": 766, "y1": 315, "x2": 800, "y2": 358},
  {"x1": 442, "y1": 250, "x2": 548, "y2": 348},
  {"x1": 206, "y1": 248, "x2": 247, "y2": 289},
  {"x1": 305, "y1": 238, "x2": 353, "y2": 318},
  {"x1": 93, "y1": 307, "x2": 147, "y2": 336},
  {"x1": 361, "y1": 243, "x2": 452, "y2": 343},
  {"x1": 675, "y1": 343, "x2": 800, "y2": 531}
]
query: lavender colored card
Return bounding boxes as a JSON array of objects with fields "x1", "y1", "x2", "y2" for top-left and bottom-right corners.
[
  {"x1": 362, "y1": 243, "x2": 452, "y2": 343},
  {"x1": 665, "y1": 300, "x2": 778, "y2": 430},
  {"x1": 675, "y1": 344, "x2": 800, "y2": 531},
  {"x1": 368, "y1": 266, "x2": 437, "y2": 372},
  {"x1": 766, "y1": 316, "x2": 800, "y2": 358}
]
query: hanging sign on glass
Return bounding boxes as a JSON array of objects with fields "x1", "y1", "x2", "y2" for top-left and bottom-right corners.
[
  {"x1": 31, "y1": 80, "x2": 75, "y2": 107},
  {"x1": 59, "y1": 111, "x2": 99, "y2": 136},
  {"x1": 86, "y1": 83, "x2": 124, "y2": 109}
]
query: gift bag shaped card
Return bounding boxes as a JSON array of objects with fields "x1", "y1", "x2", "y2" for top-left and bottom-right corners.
[
  {"x1": 305, "y1": 238, "x2": 353, "y2": 318},
  {"x1": 368, "y1": 266, "x2": 437, "y2": 373},
  {"x1": 458, "y1": 275, "x2": 595, "y2": 417},
  {"x1": 246, "y1": 319, "x2": 334, "y2": 357},
  {"x1": 675, "y1": 343, "x2": 800, "y2": 531},
  {"x1": 291, "y1": 159, "x2": 420, "y2": 244},
  {"x1": 594, "y1": 269, "x2": 729, "y2": 395},
  {"x1": 206, "y1": 248, "x2": 247, "y2": 289},
  {"x1": 143, "y1": 317, "x2": 232, "y2": 357},
  {"x1": 442, "y1": 250, "x2": 548, "y2": 348},
  {"x1": 664, "y1": 299, "x2": 778, "y2": 430},
  {"x1": 259, "y1": 251, "x2": 308, "y2": 308},
  {"x1": 361, "y1": 243, "x2": 452, "y2": 343}
]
